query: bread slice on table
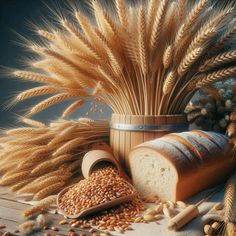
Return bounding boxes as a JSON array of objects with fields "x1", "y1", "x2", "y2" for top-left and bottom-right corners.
[{"x1": 129, "y1": 130, "x2": 235, "y2": 201}]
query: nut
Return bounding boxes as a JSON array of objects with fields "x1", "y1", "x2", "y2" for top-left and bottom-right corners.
[{"x1": 204, "y1": 224, "x2": 213, "y2": 235}]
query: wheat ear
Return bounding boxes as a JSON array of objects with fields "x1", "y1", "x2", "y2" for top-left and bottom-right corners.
[
  {"x1": 174, "y1": 0, "x2": 208, "y2": 47},
  {"x1": 23, "y1": 195, "x2": 56, "y2": 218},
  {"x1": 20, "y1": 118, "x2": 46, "y2": 128},
  {"x1": 178, "y1": 47, "x2": 203, "y2": 76},
  {"x1": 29, "y1": 93, "x2": 78, "y2": 115},
  {"x1": 138, "y1": 8, "x2": 148, "y2": 75},
  {"x1": 16, "y1": 86, "x2": 58, "y2": 101},
  {"x1": 13, "y1": 71, "x2": 60, "y2": 85},
  {"x1": 163, "y1": 45, "x2": 173, "y2": 69},
  {"x1": 224, "y1": 173, "x2": 236, "y2": 235},
  {"x1": 0, "y1": 170, "x2": 31, "y2": 185},
  {"x1": 62, "y1": 99, "x2": 85, "y2": 118},
  {"x1": 178, "y1": 0, "x2": 185, "y2": 22},
  {"x1": 163, "y1": 71, "x2": 176, "y2": 95},
  {"x1": 11, "y1": 178, "x2": 35, "y2": 192},
  {"x1": 199, "y1": 50, "x2": 236, "y2": 72},
  {"x1": 33, "y1": 182, "x2": 65, "y2": 200},
  {"x1": 19, "y1": 176, "x2": 67, "y2": 194},
  {"x1": 115, "y1": 0, "x2": 128, "y2": 27},
  {"x1": 150, "y1": 0, "x2": 168, "y2": 50},
  {"x1": 197, "y1": 66, "x2": 236, "y2": 87},
  {"x1": 47, "y1": 125, "x2": 77, "y2": 147},
  {"x1": 52, "y1": 137, "x2": 85, "y2": 156},
  {"x1": 38, "y1": 30, "x2": 55, "y2": 40}
]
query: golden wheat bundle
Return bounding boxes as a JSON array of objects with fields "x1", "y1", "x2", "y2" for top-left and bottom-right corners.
[
  {"x1": 0, "y1": 117, "x2": 109, "y2": 203},
  {"x1": 8, "y1": 0, "x2": 236, "y2": 117}
]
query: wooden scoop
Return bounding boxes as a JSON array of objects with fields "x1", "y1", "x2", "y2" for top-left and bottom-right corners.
[
  {"x1": 57, "y1": 145, "x2": 135, "y2": 218},
  {"x1": 57, "y1": 183, "x2": 137, "y2": 219}
]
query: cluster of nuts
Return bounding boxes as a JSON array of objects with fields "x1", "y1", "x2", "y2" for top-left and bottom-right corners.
[
  {"x1": 203, "y1": 222, "x2": 222, "y2": 236},
  {"x1": 58, "y1": 165, "x2": 137, "y2": 215},
  {"x1": 186, "y1": 80, "x2": 236, "y2": 134}
]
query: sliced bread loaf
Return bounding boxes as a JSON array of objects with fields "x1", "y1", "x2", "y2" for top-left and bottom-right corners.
[{"x1": 129, "y1": 131, "x2": 235, "y2": 201}]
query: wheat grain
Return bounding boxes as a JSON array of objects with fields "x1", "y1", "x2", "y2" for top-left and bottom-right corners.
[
  {"x1": 23, "y1": 195, "x2": 56, "y2": 218},
  {"x1": 33, "y1": 182, "x2": 65, "y2": 200}
]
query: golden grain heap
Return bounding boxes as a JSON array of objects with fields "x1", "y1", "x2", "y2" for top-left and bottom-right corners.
[
  {"x1": 10, "y1": 0, "x2": 236, "y2": 116},
  {"x1": 0, "y1": 117, "x2": 109, "y2": 203},
  {"x1": 58, "y1": 165, "x2": 137, "y2": 215}
]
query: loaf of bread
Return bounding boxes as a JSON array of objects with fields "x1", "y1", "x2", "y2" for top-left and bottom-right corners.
[{"x1": 129, "y1": 130, "x2": 235, "y2": 201}]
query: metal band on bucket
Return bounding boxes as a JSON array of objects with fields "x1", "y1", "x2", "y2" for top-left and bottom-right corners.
[{"x1": 110, "y1": 122, "x2": 188, "y2": 131}]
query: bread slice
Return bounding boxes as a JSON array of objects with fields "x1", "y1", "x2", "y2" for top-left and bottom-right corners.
[{"x1": 129, "y1": 131, "x2": 235, "y2": 201}]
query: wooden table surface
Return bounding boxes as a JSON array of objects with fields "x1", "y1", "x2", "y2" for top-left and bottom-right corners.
[{"x1": 0, "y1": 187, "x2": 92, "y2": 236}]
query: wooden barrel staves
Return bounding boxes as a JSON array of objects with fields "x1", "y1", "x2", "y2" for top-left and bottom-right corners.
[{"x1": 110, "y1": 114, "x2": 188, "y2": 172}]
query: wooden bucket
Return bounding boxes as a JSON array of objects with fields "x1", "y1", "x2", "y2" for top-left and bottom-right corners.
[{"x1": 110, "y1": 114, "x2": 188, "y2": 172}]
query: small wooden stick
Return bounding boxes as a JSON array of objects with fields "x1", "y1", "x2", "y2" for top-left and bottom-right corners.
[{"x1": 168, "y1": 187, "x2": 222, "y2": 231}]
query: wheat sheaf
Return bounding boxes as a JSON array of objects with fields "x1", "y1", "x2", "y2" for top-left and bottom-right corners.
[
  {"x1": 0, "y1": 117, "x2": 109, "y2": 216},
  {"x1": 9, "y1": 0, "x2": 236, "y2": 116}
]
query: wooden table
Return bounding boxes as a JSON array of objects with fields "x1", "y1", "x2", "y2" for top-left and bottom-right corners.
[
  {"x1": 0, "y1": 187, "x2": 92, "y2": 236},
  {"x1": 0, "y1": 186, "x2": 224, "y2": 236}
]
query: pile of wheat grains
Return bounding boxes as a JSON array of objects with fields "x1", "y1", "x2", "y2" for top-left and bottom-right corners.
[{"x1": 58, "y1": 165, "x2": 144, "y2": 232}]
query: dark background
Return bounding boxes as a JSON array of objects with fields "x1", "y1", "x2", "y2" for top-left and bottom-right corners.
[{"x1": 0, "y1": 0, "x2": 233, "y2": 127}]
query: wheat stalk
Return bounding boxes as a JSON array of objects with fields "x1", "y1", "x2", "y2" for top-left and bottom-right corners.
[
  {"x1": 224, "y1": 173, "x2": 236, "y2": 236},
  {"x1": 6, "y1": 0, "x2": 236, "y2": 116}
]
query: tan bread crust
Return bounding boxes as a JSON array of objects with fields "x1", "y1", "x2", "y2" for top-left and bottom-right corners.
[
  {"x1": 176, "y1": 151, "x2": 236, "y2": 200},
  {"x1": 164, "y1": 133, "x2": 206, "y2": 162}
]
